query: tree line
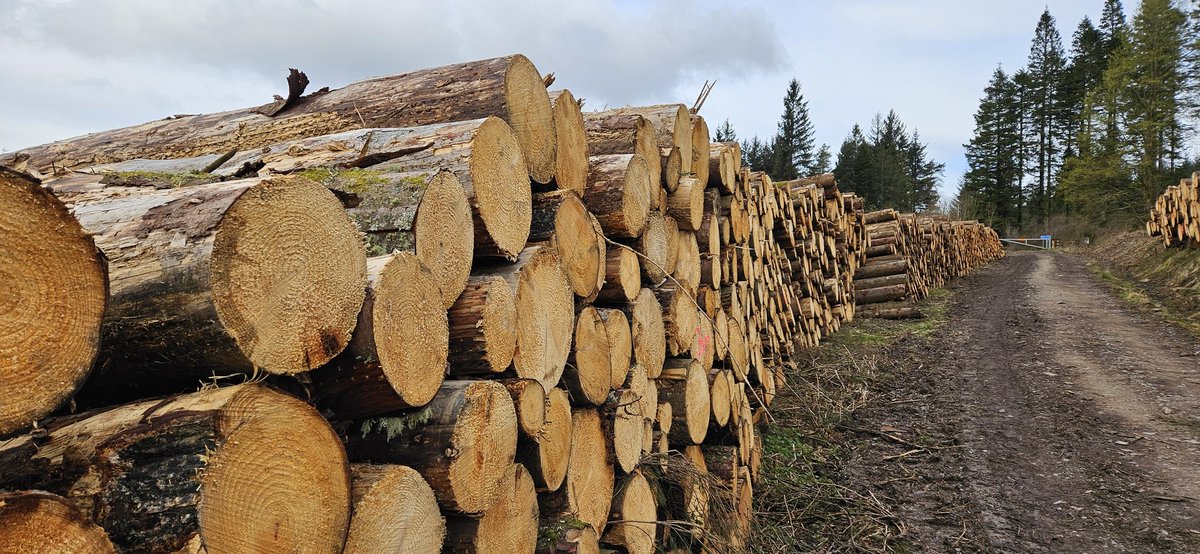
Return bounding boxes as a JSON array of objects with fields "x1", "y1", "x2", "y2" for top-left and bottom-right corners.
[
  {"x1": 716, "y1": 80, "x2": 944, "y2": 212},
  {"x1": 957, "y1": 0, "x2": 1197, "y2": 234}
]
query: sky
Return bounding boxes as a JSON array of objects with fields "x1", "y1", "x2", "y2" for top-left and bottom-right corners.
[{"x1": 0, "y1": 0, "x2": 1109, "y2": 204}]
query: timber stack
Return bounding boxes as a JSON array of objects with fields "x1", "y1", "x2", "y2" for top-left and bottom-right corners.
[
  {"x1": 854, "y1": 209, "x2": 1004, "y2": 319},
  {"x1": 0, "y1": 53, "x2": 1003, "y2": 553},
  {"x1": 1147, "y1": 171, "x2": 1200, "y2": 247}
]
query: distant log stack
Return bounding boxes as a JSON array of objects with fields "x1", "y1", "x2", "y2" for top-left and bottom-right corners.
[
  {"x1": 0, "y1": 52, "x2": 1008, "y2": 553},
  {"x1": 1147, "y1": 172, "x2": 1200, "y2": 247},
  {"x1": 854, "y1": 209, "x2": 1004, "y2": 318}
]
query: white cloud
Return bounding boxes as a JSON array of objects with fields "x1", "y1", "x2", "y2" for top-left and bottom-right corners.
[{"x1": 0, "y1": 0, "x2": 784, "y2": 150}]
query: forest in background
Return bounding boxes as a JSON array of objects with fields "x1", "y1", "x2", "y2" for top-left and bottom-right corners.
[
  {"x1": 723, "y1": 0, "x2": 1200, "y2": 240},
  {"x1": 957, "y1": 0, "x2": 1199, "y2": 237}
]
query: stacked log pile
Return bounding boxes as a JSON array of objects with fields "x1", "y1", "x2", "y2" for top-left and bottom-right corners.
[
  {"x1": 854, "y1": 209, "x2": 1004, "y2": 318},
  {"x1": 1147, "y1": 172, "x2": 1200, "y2": 247},
  {"x1": 0, "y1": 54, "x2": 1004, "y2": 553}
]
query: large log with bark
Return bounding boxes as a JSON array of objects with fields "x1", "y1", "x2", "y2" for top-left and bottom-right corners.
[
  {"x1": 474, "y1": 246, "x2": 575, "y2": 389},
  {"x1": 531, "y1": 190, "x2": 607, "y2": 301},
  {"x1": 659, "y1": 360, "x2": 712, "y2": 445},
  {"x1": 603, "y1": 105, "x2": 692, "y2": 185},
  {"x1": 582, "y1": 111, "x2": 662, "y2": 192},
  {"x1": 0, "y1": 491, "x2": 115, "y2": 554},
  {"x1": 0, "y1": 167, "x2": 107, "y2": 437},
  {"x1": 447, "y1": 275, "x2": 518, "y2": 376},
  {"x1": 584, "y1": 153, "x2": 654, "y2": 239},
  {"x1": 0, "y1": 384, "x2": 352, "y2": 553},
  {"x1": 444, "y1": 463, "x2": 540, "y2": 553},
  {"x1": 343, "y1": 464, "x2": 446, "y2": 553},
  {"x1": 311, "y1": 253, "x2": 448, "y2": 419},
  {"x1": 342, "y1": 380, "x2": 518, "y2": 514},
  {"x1": 52, "y1": 175, "x2": 366, "y2": 405},
  {"x1": 11, "y1": 55, "x2": 557, "y2": 184}
]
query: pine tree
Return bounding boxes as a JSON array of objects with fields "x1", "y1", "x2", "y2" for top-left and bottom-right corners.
[
  {"x1": 714, "y1": 119, "x2": 737, "y2": 142},
  {"x1": 769, "y1": 79, "x2": 816, "y2": 180},
  {"x1": 812, "y1": 144, "x2": 833, "y2": 175},
  {"x1": 905, "y1": 130, "x2": 944, "y2": 212},
  {"x1": 834, "y1": 125, "x2": 876, "y2": 203},
  {"x1": 1025, "y1": 9, "x2": 1068, "y2": 225},
  {"x1": 962, "y1": 67, "x2": 1025, "y2": 230},
  {"x1": 741, "y1": 136, "x2": 772, "y2": 172},
  {"x1": 1062, "y1": 17, "x2": 1106, "y2": 159},
  {"x1": 1107, "y1": 0, "x2": 1187, "y2": 206},
  {"x1": 1100, "y1": 0, "x2": 1129, "y2": 49}
]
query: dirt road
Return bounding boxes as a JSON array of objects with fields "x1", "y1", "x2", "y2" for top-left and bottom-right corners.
[{"x1": 840, "y1": 251, "x2": 1200, "y2": 552}]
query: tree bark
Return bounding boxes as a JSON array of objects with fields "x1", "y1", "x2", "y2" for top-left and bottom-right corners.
[
  {"x1": 312, "y1": 253, "x2": 448, "y2": 420},
  {"x1": 12, "y1": 55, "x2": 557, "y2": 184},
  {"x1": 0, "y1": 168, "x2": 107, "y2": 437},
  {"x1": 53, "y1": 175, "x2": 366, "y2": 406},
  {"x1": 447, "y1": 275, "x2": 518, "y2": 376},
  {"x1": 342, "y1": 380, "x2": 518, "y2": 515},
  {"x1": 582, "y1": 110, "x2": 661, "y2": 192},
  {"x1": 0, "y1": 384, "x2": 352, "y2": 554}
]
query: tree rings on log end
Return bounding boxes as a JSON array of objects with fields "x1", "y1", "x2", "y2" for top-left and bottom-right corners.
[
  {"x1": 550, "y1": 192, "x2": 605, "y2": 301},
  {"x1": 512, "y1": 247, "x2": 575, "y2": 390},
  {"x1": 628, "y1": 289, "x2": 666, "y2": 379},
  {"x1": 602, "y1": 471, "x2": 657, "y2": 554},
  {"x1": 546, "y1": 409, "x2": 614, "y2": 534},
  {"x1": 504, "y1": 54, "x2": 557, "y2": 185},
  {"x1": 446, "y1": 463, "x2": 540, "y2": 553},
  {"x1": 344, "y1": 464, "x2": 445, "y2": 553},
  {"x1": 596, "y1": 308, "x2": 632, "y2": 390},
  {"x1": 0, "y1": 491, "x2": 115, "y2": 553},
  {"x1": 362, "y1": 253, "x2": 449, "y2": 409},
  {"x1": 637, "y1": 212, "x2": 669, "y2": 285},
  {"x1": 550, "y1": 90, "x2": 588, "y2": 195},
  {"x1": 566, "y1": 306, "x2": 613, "y2": 406},
  {"x1": 523, "y1": 387, "x2": 572, "y2": 492},
  {"x1": 210, "y1": 175, "x2": 366, "y2": 375},
  {"x1": 199, "y1": 385, "x2": 352, "y2": 554},
  {"x1": 416, "y1": 170, "x2": 475, "y2": 309},
  {"x1": 0, "y1": 168, "x2": 107, "y2": 437},
  {"x1": 471, "y1": 116, "x2": 533, "y2": 260}
]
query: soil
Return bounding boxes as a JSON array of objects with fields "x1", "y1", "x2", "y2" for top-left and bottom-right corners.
[{"x1": 836, "y1": 251, "x2": 1200, "y2": 552}]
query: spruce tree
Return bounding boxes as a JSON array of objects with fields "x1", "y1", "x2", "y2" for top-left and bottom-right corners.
[
  {"x1": 813, "y1": 144, "x2": 833, "y2": 175},
  {"x1": 963, "y1": 68, "x2": 1024, "y2": 230},
  {"x1": 1025, "y1": 9, "x2": 1067, "y2": 225},
  {"x1": 769, "y1": 79, "x2": 816, "y2": 180},
  {"x1": 714, "y1": 119, "x2": 737, "y2": 142}
]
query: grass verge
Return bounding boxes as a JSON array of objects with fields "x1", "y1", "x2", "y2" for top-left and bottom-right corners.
[
  {"x1": 751, "y1": 288, "x2": 957, "y2": 554},
  {"x1": 1085, "y1": 262, "x2": 1200, "y2": 337}
]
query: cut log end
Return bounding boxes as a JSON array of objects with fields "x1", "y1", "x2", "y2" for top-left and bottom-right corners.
[
  {"x1": 621, "y1": 154, "x2": 654, "y2": 237},
  {"x1": 416, "y1": 170, "x2": 475, "y2": 309},
  {"x1": 638, "y1": 211, "x2": 670, "y2": 284},
  {"x1": 629, "y1": 288, "x2": 666, "y2": 379},
  {"x1": 523, "y1": 387, "x2": 573, "y2": 492},
  {"x1": 566, "y1": 306, "x2": 614, "y2": 406},
  {"x1": 372, "y1": 253, "x2": 450, "y2": 407},
  {"x1": 210, "y1": 175, "x2": 367, "y2": 375},
  {"x1": 446, "y1": 463, "x2": 540, "y2": 553},
  {"x1": 543, "y1": 409, "x2": 615, "y2": 533},
  {"x1": 512, "y1": 247, "x2": 576, "y2": 389},
  {"x1": 0, "y1": 491, "x2": 115, "y2": 554},
  {"x1": 504, "y1": 55, "x2": 557, "y2": 185},
  {"x1": 597, "y1": 308, "x2": 632, "y2": 390},
  {"x1": 0, "y1": 168, "x2": 107, "y2": 437},
  {"x1": 551, "y1": 90, "x2": 588, "y2": 195},
  {"x1": 550, "y1": 192, "x2": 606, "y2": 300},
  {"x1": 198, "y1": 385, "x2": 352, "y2": 554},
  {"x1": 344, "y1": 464, "x2": 446, "y2": 554},
  {"x1": 602, "y1": 471, "x2": 657, "y2": 554},
  {"x1": 470, "y1": 116, "x2": 533, "y2": 260},
  {"x1": 446, "y1": 381, "x2": 520, "y2": 513}
]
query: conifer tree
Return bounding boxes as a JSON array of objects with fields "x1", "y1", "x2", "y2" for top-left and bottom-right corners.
[{"x1": 769, "y1": 79, "x2": 816, "y2": 180}]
